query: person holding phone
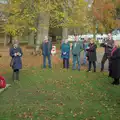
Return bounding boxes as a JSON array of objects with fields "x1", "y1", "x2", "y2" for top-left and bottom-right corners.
[{"x1": 10, "y1": 40, "x2": 23, "y2": 81}]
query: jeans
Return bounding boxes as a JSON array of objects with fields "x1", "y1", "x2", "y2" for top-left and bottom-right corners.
[
  {"x1": 63, "y1": 58, "x2": 69, "y2": 69},
  {"x1": 83, "y1": 51, "x2": 87, "y2": 64},
  {"x1": 43, "y1": 55, "x2": 51, "y2": 68},
  {"x1": 72, "y1": 54, "x2": 80, "y2": 70},
  {"x1": 88, "y1": 61, "x2": 96, "y2": 71}
]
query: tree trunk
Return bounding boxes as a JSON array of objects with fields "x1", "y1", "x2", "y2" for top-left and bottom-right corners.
[
  {"x1": 28, "y1": 31, "x2": 34, "y2": 46},
  {"x1": 34, "y1": 13, "x2": 50, "y2": 55},
  {"x1": 62, "y1": 28, "x2": 68, "y2": 39},
  {"x1": 4, "y1": 33, "x2": 7, "y2": 47},
  {"x1": 62, "y1": 7, "x2": 68, "y2": 40}
]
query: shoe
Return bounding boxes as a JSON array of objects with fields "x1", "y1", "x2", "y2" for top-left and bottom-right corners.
[{"x1": 78, "y1": 69, "x2": 80, "y2": 71}]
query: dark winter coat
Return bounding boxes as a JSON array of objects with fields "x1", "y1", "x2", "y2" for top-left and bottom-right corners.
[
  {"x1": 61, "y1": 43, "x2": 70, "y2": 59},
  {"x1": 100, "y1": 39, "x2": 114, "y2": 56},
  {"x1": 10, "y1": 47, "x2": 23, "y2": 70},
  {"x1": 41, "y1": 41, "x2": 52, "y2": 56},
  {"x1": 86, "y1": 43, "x2": 97, "y2": 62},
  {"x1": 110, "y1": 48, "x2": 120, "y2": 79}
]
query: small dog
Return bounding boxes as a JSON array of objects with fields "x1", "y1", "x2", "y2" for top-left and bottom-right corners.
[{"x1": 51, "y1": 46, "x2": 56, "y2": 56}]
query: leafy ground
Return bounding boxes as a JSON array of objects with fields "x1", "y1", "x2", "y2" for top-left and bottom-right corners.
[
  {"x1": 0, "y1": 46, "x2": 120, "y2": 120},
  {"x1": 0, "y1": 67, "x2": 120, "y2": 120}
]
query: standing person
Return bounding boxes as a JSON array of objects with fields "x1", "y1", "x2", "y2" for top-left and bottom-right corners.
[
  {"x1": 41, "y1": 36, "x2": 52, "y2": 68},
  {"x1": 9, "y1": 40, "x2": 23, "y2": 81},
  {"x1": 82, "y1": 37, "x2": 89, "y2": 65},
  {"x1": 100, "y1": 33, "x2": 114, "y2": 72},
  {"x1": 86, "y1": 39, "x2": 97, "y2": 72},
  {"x1": 61, "y1": 39, "x2": 70, "y2": 69},
  {"x1": 109, "y1": 41, "x2": 120, "y2": 85},
  {"x1": 72, "y1": 36, "x2": 83, "y2": 71}
]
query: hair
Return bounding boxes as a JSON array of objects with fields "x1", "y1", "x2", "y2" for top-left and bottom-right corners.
[
  {"x1": 12, "y1": 40, "x2": 19, "y2": 45},
  {"x1": 90, "y1": 38, "x2": 95, "y2": 43}
]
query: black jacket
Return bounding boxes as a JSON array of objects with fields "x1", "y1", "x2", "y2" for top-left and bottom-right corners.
[
  {"x1": 86, "y1": 43, "x2": 97, "y2": 62},
  {"x1": 100, "y1": 39, "x2": 114, "y2": 56},
  {"x1": 110, "y1": 48, "x2": 120, "y2": 79}
]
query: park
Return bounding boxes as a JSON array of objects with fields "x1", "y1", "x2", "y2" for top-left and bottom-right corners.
[{"x1": 0, "y1": 0, "x2": 120, "y2": 120}]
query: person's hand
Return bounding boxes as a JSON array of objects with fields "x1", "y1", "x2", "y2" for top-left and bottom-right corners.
[
  {"x1": 17, "y1": 52, "x2": 21, "y2": 56},
  {"x1": 14, "y1": 53, "x2": 17, "y2": 56}
]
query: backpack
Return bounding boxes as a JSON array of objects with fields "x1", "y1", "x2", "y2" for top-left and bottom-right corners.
[{"x1": 0, "y1": 76, "x2": 6, "y2": 88}]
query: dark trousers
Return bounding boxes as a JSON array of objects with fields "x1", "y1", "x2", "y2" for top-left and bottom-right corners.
[
  {"x1": 63, "y1": 58, "x2": 69, "y2": 69},
  {"x1": 101, "y1": 53, "x2": 110, "y2": 71},
  {"x1": 13, "y1": 69, "x2": 19, "y2": 81},
  {"x1": 88, "y1": 61, "x2": 96, "y2": 71},
  {"x1": 43, "y1": 55, "x2": 51, "y2": 68}
]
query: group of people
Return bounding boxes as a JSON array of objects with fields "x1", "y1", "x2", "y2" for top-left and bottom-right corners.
[{"x1": 9, "y1": 34, "x2": 120, "y2": 85}]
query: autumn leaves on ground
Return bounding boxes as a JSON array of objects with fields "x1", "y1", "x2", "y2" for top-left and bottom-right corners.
[{"x1": 0, "y1": 46, "x2": 120, "y2": 120}]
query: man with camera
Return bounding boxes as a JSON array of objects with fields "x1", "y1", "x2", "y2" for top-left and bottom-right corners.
[{"x1": 100, "y1": 33, "x2": 114, "y2": 75}]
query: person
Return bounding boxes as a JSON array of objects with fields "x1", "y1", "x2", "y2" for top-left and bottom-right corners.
[
  {"x1": 10, "y1": 40, "x2": 23, "y2": 81},
  {"x1": 72, "y1": 36, "x2": 83, "y2": 71},
  {"x1": 86, "y1": 39, "x2": 97, "y2": 72},
  {"x1": 109, "y1": 41, "x2": 120, "y2": 85},
  {"x1": 61, "y1": 39, "x2": 70, "y2": 69},
  {"x1": 100, "y1": 33, "x2": 114, "y2": 72},
  {"x1": 41, "y1": 36, "x2": 52, "y2": 68},
  {"x1": 82, "y1": 37, "x2": 89, "y2": 65}
]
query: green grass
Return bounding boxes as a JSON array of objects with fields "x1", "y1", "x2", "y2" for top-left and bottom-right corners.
[{"x1": 0, "y1": 68, "x2": 120, "y2": 120}]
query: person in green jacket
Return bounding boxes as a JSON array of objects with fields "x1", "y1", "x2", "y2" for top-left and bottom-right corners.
[{"x1": 72, "y1": 36, "x2": 83, "y2": 71}]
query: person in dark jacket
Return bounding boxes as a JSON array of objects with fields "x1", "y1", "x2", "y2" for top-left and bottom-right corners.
[
  {"x1": 41, "y1": 36, "x2": 52, "y2": 68},
  {"x1": 10, "y1": 40, "x2": 23, "y2": 81},
  {"x1": 110, "y1": 41, "x2": 120, "y2": 85},
  {"x1": 72, "y1": 36, "x2": 83, "y2": 71},
  {"x1": 86, "y1": 39, "x2": 97, "y2": 72},
  {"x1": 100, "y1": 33, "x2": 114, "y2": 72},
  {"x1": 61, "y1": 39, "x2": 70, "y2": 69}
]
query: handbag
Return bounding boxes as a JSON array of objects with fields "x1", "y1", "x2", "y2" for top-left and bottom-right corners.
[{"x1": 10, "y1": 58, "x2": 14, "y2": 67}]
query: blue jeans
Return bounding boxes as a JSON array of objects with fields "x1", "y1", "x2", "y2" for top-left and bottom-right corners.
[
  {"x1": 83, "y1": 51, "x2": 87, "y2": 64},
  {"x1": 43, "y1": 55, "x2": 51, "y2": 68},
  {"x1": 72, "y1": 54, "x2": 80, "y2": 70}
]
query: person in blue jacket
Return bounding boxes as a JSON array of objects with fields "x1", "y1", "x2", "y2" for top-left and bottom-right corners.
[
  {"x1": 10, "y1": 40, "x2": 23, "y2": 81},
  {"x1": 41, "y1": 36, "x2": 52, "y2": 68},
  {"x1": 61, "y1": 39, "x2": 70, "y2": 69}
]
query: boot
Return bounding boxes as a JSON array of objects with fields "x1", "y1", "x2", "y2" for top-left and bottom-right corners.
[
  {"x1": 12, "y1": 71, "x2": 16, "y2": 81},
  {"x1": 112, "y1": 78, "x2": 119, "y2": 85}
]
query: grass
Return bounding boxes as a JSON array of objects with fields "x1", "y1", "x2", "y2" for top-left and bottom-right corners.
[{"x1": 0, "y1": 67, "x2": 120, "y2": 120}]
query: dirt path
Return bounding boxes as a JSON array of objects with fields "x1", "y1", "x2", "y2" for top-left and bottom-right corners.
[{"x1": 0, "y1": 46, "x2": 108, "y2": 74}]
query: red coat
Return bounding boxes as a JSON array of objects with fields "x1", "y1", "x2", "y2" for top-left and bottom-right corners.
[{"x1": 0, "y1": 76, "x2": 6, "y2": 88}]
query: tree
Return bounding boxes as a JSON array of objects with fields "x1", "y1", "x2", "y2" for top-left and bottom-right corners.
[
  {"x1": 3, "y1": 0, "x2": 91, "y2": 52},
  {"x1": 92, "y1": 0, "x2": 120, "y2": 33}
]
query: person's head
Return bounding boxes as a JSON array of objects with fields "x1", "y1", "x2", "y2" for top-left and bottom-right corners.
[
  {"x1": 64, "y1": 39, "x2": 68, "y2": 44},
  {"x1": 13, "y1": 40, "x2": 19, "y2": 48},
  {"x1": 114, "y1": 40, "x2": 119, "y2": 48},
  {"x1": 84, "y1": 36, "x2": 88, "y2": 42},
  {"x1": 74, "y1": 36, "x2": 78, "y2": 42},
  {"x1": 108, "y1": 33, "x2": 112, "y2": 40},
  {"x1": 44, "y1": 36, "x2": 48, "y2": 42},
  {"x1": 90, "y1": 39, "x2": 95, "y2": 44}
]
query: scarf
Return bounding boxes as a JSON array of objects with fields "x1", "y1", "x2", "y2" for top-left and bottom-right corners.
[{"x1": 111, "y1": 47, "x2": 117, "y2": 56}]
